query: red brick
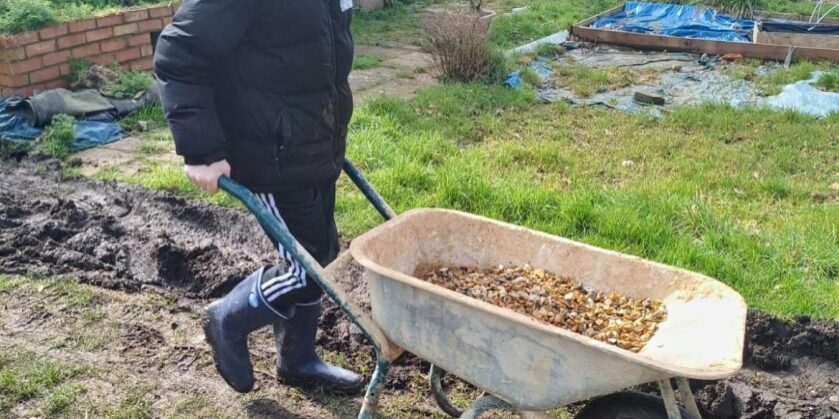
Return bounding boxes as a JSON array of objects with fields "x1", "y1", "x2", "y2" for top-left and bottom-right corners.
[
  {"x1": 140, "y1": 44, "x2": 153, "y2": 57},
  {"x1": 0, "y1": 46, "x2": 27, "y2": 61},
  {"x1": 72, "y1": 43, "x2": 100, "y2": 59},
  {"x1": 113, "y1": 23, "x2": 139, "y2": 37},
  {"x1": 69, "y1": 18, "x2": 96, "y2": 33},
  {"x1": 29, "y1": 66, "x2": 61, "y2": 83},
  {"x1": 57, "y1": 32, "x2": 87, "y2": 49},
  {"x1": 138, "y1": 19, "x2": 164, "y2": 32},
  {"x1": 59, "y1": 63, "x2": 71, "y2": 76},
  {"x1": 43, "y1": 50, "x2": 71, "y2": 67},
  {"x1": 127, "y1": 33, "x2": 151, "y2": 47},
  {"x1": 97, "y1": 14, "x2": 123, "y2": 28},
  {"x1": 99, "y1": 38, "x2": 128, "y2": 52},
  {"x1": 148, "y1": 5, "x2": 173, "y2": 18},
  {"x1": 86, "y1": 27, "x2": 113, "y2": 42},
  {"x1": 129, "y1": 56, "x2": 153, "y2": 71},
  {"x1": 171, "y1": 4, "x2": 180, "y2": 14},
  {"x1": 9, "y1": 57, "x2": 42, "y2": 73},
  {"x1": 91, "y1": 53, "x2": 116, "y2": 66},
  {"x1": 100, "y1": 37, "x2": 127, "y2": 52},
  {"x1": 46, "y1": 78, "x2": 69, "y2": 90},
  {"x1": 124, "y1": 9, "x2": 149, "y2": 22},
  {"x1": 3, "y1": 31, "x2": 39, "y2": 48},
  {"x1": 39, "y1": 24, "x2": 69, "y2": 40},
  {"x1": 0, "y1": 72, "x2": 29, "y2": 87},
  {"x1": 25, "y1": 40, "x2": 57, "y2": 57},
  {"x1": 115, "y1": 47, "x2": 141, "y2": 62}
]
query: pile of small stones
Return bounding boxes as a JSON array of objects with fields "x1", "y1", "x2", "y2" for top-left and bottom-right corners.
[{"x1": 422, "y1": 265, "x2": 667, "y2": 352}]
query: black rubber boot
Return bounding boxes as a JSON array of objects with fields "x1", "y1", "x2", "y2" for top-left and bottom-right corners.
[
  {"x1": 274, "y1": 300, "x2": 364, "y2": 393},
  {"x1": 203, "y1": 266, "x2": 294, "y2": 393}
]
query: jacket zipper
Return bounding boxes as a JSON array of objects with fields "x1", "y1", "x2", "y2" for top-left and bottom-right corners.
[{"x1": 326, "y1": 0, "x2": 340, "y2": 165}]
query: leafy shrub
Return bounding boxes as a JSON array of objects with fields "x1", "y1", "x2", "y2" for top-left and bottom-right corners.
[
  {"x1": 102, "y1": 71, "x2": 153, "y2": 99},
  {"x1": 424, "y1": 13, "x2": 499, "y2": 83},
  {"x1": 0, "y1": 0, "x2": 56, "y2": 33},
  {"x1": 40, "y1": 114, "x2": 76, "y2": 159}
]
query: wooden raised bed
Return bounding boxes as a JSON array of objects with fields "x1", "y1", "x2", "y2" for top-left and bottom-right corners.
[
  {"x1": 571, "y1": 4, "x2": 839, "y2": 63},
  {"x1": 0, "y1": 3, "x2": 179, "y2": 97}
]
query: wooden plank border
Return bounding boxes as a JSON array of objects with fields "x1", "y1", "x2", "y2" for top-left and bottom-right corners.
[{"x1": 570, "y1": 3, "x2": 839, "y2": 63}]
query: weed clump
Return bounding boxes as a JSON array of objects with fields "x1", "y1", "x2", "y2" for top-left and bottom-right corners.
[
  {"x1": 698, "y1": 0, "x2": 766, "y2": 18},
  {"x1": 39, "y1": 114, "x2": 75, "y2": 159},
  {"x1": 815, "y1": 71, "x2": 839, "y2": 93},
  {"x1": 102, "y1": 71, "x2": 154, "y2": 100}
]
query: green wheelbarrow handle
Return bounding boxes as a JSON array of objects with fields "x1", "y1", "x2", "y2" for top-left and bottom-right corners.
[{"x1": 218, "y1": 159, "x2": 396, "y2": 419}]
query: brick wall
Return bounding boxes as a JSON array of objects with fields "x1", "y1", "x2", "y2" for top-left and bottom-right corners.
[{"x1": 0, "y1": 4, "x2": 178, "y2": 97}]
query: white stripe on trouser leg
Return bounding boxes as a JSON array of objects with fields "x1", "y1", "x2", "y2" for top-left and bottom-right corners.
[{"x1": 256, "y1": 193, "x2": 309, "y2": 302}]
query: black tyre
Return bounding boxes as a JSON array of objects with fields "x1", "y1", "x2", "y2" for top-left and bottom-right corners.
[{"x1": 574, "y1": 391, "x2": 698, "y2": 419}]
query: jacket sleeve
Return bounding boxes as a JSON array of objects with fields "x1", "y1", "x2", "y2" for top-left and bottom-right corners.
[{"x1": 153, "y1": 0, "x2": 259, "y2": 165}]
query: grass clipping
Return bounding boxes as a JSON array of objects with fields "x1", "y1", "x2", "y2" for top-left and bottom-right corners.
[{"x1": 423, "y1": 265, "x2": 667, "y2": 352}]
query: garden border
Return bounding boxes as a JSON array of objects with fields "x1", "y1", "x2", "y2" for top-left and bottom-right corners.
[
  {"x1": 571, "y1": 4, "x2": 839, "y2": 63},
  {"x1": 0, "y1": 3, "x2": 179, "y2": 97}
]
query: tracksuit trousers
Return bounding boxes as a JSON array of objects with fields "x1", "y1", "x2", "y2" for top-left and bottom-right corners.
[{"x1": 254, "y1": 183, "x2": 339, "y2": 313}]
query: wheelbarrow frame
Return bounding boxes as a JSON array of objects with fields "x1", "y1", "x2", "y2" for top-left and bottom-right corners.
[{"x1": 218, "y1": 159, "x2": 703, "y2": 419}]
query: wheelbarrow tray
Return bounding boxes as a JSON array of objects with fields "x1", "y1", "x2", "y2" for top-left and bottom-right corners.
[{"x1": 350, "y1": 209, "x2": 746, "y2": 411}]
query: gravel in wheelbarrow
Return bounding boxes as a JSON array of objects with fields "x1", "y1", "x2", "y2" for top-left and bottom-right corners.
[{"x1": 422, "y1": 264, "x2": 667, "y2": 352}]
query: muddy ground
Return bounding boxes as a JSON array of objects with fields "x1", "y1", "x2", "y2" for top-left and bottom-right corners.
[{"x1": 1, "y1": 160, "x2": 837, "y2": 418}]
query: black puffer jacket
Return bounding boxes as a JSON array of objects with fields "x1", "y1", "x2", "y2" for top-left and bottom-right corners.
[{"x1": 154, "y1": 0, "x2": 353, "y2": 192}]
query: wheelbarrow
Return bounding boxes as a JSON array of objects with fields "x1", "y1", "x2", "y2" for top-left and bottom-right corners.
[{"x1": 218, "y1": 159, "x2": 747, "y2": 419}]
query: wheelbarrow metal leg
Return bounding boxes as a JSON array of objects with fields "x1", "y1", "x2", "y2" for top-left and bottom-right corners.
[
  {"x1": 657, "y1": 379, "x2": 683, "y2": 419},
  {"x1": 358, "y1": 358, "x2": 391, "y2": 419},
  {"x1": 676, "y1": 377, "x2": 701, "y2": 419},
  {"x1": 459, "y1": 393, "x2": 509, "y2": 419},
  {"x1": 430, "y1": 364, "x2": 465, "y2": 418}
]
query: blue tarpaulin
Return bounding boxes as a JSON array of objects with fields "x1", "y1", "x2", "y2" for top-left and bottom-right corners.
[
  {"x1": 0, "y1": 96, "x2": 126, "y2": 151},
  {"x1": 591, "y1": 2, "x2": 755, "y2": 42}
]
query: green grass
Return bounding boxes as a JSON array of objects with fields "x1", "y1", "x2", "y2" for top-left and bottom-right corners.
[
  {"x1": 815, "y1": 70, "x2": 839, "y2": 93},
  {"x1": 41, "y1": 383, "x2": 85, "y2": 417},
  {"x1": 94, "y1": 162, "x2": 240, "y2": 208},
  {"x1": 353, "y1": 54, "x2": 383, "y2": 70},
  {"x1": 337, "y1": 84, "x2": 839, "y2": 320},
  {"x1": 0, "y1": 0, "x2": 163, "y2": 34},
  {"x1": 0, "y1": 351, "x2": 84, "y2": 414},
  {"x1": 490, "y1": 0, "x2": 621, "y2": 49},
  {"x1": 351, "y1": 0, "x2": 432, "y2": 45},
  {"x1": 103, "y1": 71, "x2": 154, "y2": 100},
  {"x1": 40, "y1": 114, "x2": 76, "y2": 159},
  {"x1": 553, "y1": 64, "x2": 657, "y2": 97},
  {"x1": 119, "y1": 103, "x2": 167, "y2": 132},
  {"x1": 756, "y1": 61, "x2": 824, "y2": 95}
]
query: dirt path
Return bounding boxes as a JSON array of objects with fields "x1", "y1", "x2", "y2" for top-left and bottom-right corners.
[{"x1": 1, "y1": 160, "x2": 838, "y2": 418}]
